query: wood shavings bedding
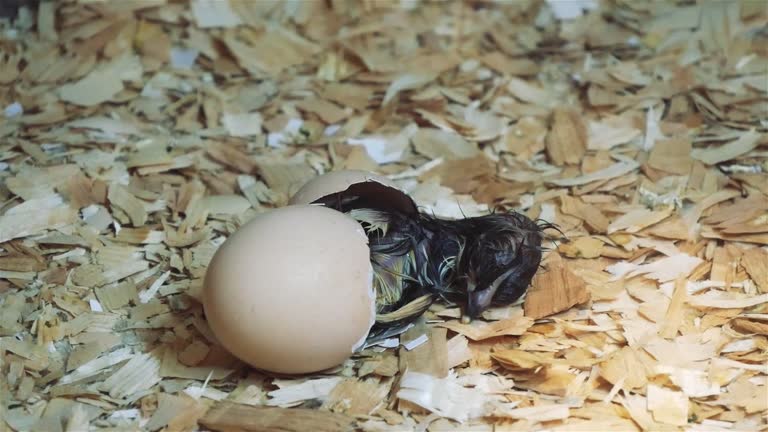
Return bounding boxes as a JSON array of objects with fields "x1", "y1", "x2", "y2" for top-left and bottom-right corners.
[{"x1": 1, "y1": 0, "x2": 767, "y2": 430}]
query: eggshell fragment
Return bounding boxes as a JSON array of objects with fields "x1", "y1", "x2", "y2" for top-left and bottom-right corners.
[
  {"x1": 203, "y1": 205, "x2": 375, "y2": 374},
  {"x1": 289, "y1": 169, "x2": 418, "y2": 214}
]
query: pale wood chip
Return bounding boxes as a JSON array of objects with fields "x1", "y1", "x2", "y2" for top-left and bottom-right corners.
[
  {"x1": 0, "y1": 337, "x2": 50, "y2": 370},
  {"x1": 607, "y1": 206, "x2": 673, "y2": 234},
  {"x1": 654, "y1": 365, "x2": 720, "y2": 398},
  {"x1": 587, "y1": 119, "x2": 642, "y2": 151},
  {"x1": 506, "y1": 77, "x2": 554, "y2": 106},
  {"x1": 71, "y1": 260, "x2": 149, "y2": 287},
  {"x1": 548, "y1": 155, "x2": 639, "y2": 187},
  {"x1": 114, "y1": 227, "x2": 165, "y2": 244},
  {"x1": 606, "y1": 253, "x2": 703, "y2": 282},
  {"x1": 692, "y1": 129, "x2": 763, "y2": 165},
  {"x1": 268, "y1": 377, "x2": 344, "y2": 408},
  {"x1": 559, "y1": 195, "x2": 610, "y2": 233},
  {"x1": 191, "y1": 0, "x2": 241, "y2": 28},
  {"x1": 95, "y1": 282, "x2": 138, "y2": 311},
  {"x1": 559, "y1": 236, "x2": 604, "y2": 259},
  {"x1": 658, "y1": 277, "x2": 688, "y2": 339},
  {"x1": 438, "y1": 315, "x2": 534, "y2": 341},
  {"x1": 34, "y1": 399, "x2": 101, "y2": 432},
  {"x1": 60, "y1": 347, "x2": 133, "y2": 385},
  {"x1": 7, "y1": 165, "x2": 81, "y2": 200},
  {"x1": 412, "y1": 128, "x2": 479, "y2": 160},
  {"x1": 130, "y1": 299, "x2": 170, "y2": 321},
  {"x1": 399, "y1": 324, "x2": 448, "y2": 378},
  {"x1": 646, "y1": 384, "x2": 689, "y2": 426},
  {"x1": 619, "y1": 391, "x2": 665, "y2": 431},
  {"x1": 108, "y1": 184, "x2": 148, "y2": 227},
  {"x1": 524, "y1": 256, "x2": 590, "y2": 319},
  {"x1": 478, "y1": 52, "x2": 538, "y2": 76},
  {"x1": 499, "y1": 404, "x2": 570, "y2": 422},
  {"x1": 126, "y1": 144, "x2": 173, "y2": 169},
  {"x1": 222, "y1": 112, "x2": 264, "y2": 137},
  {"x1": 0, "y1": 197, "x2": 78, "y2": 243},
  {"x1": 741, "y1": 247, "x2": 768, "y2": 293},
  {"x1": 0, "y1": 253, "x2": 46, "y2": 272},
  {"x1": 375, "y1": 355, "x2": 399, "y2": 377},
  {"x1": 67, "y1": 336, "x2": 122, "y2": 371},
  {"x1": 322, "y1": 378, "x2": 390, "y2": 416},
  {"x1": 396, "y1": 371, "x2": 493, "y2": 423},
  {"x1": 598, "y1": 346, "x2": 649, "y2": 390},
  {"x1": 647, "y1": 138, "x2": 693, "y2": 175},
  {"x1": 688, "y1": 291, "x2": 768, "y2": 309},
  {"x1": 178, "y1": 340, "x2": 211, "y2": 367},
  {"x1": 100, "y1": 348, "x2": 163, "y2": 399},
  {"x1": 145, "y1": 392, "x2": 209, "y2": 431},
  {"x1": 446, "y1": 335, "x2": 473, "y2": 369},
  {"x1": 200, "y1": 401, "x2": 355, "y2": 432},
  {"x1": 199, "y1": 195, "x2": 251, "y2": 215},
  {"x1": 382, "y1": 72, "x2": 437, "y2": 105},
  {"x1": 59, "y1": 68, "x2": 124, "y2": 106},
  {"x1": 62, "y1": 312, "x2": 120, "y2": 337},
  {"x1": 503, "y1": 116, "x2": 547, "y2": 159},
  {"x1": 255, "y1": 158, "x2": 318, "y2": 196},
  {"x1": 159, "y1": 348, "x2": 233, "y2": 381},
  {"x1": 710, "y1": 246, "x2": 735, "y2": 282},
  {"x1": 222, "y1": 27, "x2": 319, "y2": 77},
  {"x1": 296, "y1": 98, "x2": 350, "y2": 124},
  {"x1": 701, "y1": 228, "x2": 768, "y2": 245},
  {"x1": 545, "y1": 108, "x2": 587, "y2": 166}
]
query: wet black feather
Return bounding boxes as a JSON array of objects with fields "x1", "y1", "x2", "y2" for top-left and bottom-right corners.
[{"x1": 317, "y1": 193, "x2": 553, "y2": 338}]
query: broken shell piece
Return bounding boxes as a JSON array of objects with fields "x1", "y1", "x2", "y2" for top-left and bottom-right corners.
[{"x1": 289, "y1": 169, "x2": 418, "y2": 214}]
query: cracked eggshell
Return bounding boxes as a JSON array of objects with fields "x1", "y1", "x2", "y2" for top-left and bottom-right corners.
[
  {"x1": 202, "y1": 204, "x2": 375, "y2": 375},
  {"x1": 289, "y1": 169, "x2": 418, "y2": 214}
]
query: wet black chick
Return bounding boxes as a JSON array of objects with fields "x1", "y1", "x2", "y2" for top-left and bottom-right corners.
[
  {"x1": 314, "y1": 192, "x2": 550, "y2": 341},
  {"x1": 452, "y1": 212, "x2": 553, "y2": 321}
]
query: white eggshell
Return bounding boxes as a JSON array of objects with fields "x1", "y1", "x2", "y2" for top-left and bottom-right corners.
[{"x1": 203, "y1": 205, "x2": 375, "y2": 374}]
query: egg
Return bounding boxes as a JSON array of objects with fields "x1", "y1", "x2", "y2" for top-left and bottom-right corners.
[
  {"x1": 289, "y1": 169, "x2": 417, "y2": 214},
  {"x1": 202, "y1": 204, "x2": 375, "y2": 374}
]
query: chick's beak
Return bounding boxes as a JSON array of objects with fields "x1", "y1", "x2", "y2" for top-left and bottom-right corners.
[
  {"x1": 466, "y1": 288, "x2": 494, "y2": 321},
  {"x1": 463, "y1": 266, "x2": 514, "y2": 321}
]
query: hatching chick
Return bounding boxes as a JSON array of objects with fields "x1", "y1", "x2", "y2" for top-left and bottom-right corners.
[
  {"x1": 453, "y1": 212, "x2": 552, "y2": 321},
  {"x1": 346, "y1": 208, "x2": 462, "y2": 340},
  {"x1": 314, "y1": 192, "x2": 551, "y2": 339}
]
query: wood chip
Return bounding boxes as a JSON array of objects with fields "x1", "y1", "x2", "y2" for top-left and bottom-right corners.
[
  {"x1": 647, "y1": 138, "x2": 693, "y2": 175},
  {"x1": 741, "y1": 248, "x2": 768, "y2": 293},
  {"x1": 399, "y1": 323, "x2": 448, "y2": 378},
  {"x1": 0, "y1": 196, "x2": 78, "y2": 243},
  {"x1": 201, "y1": 401, "x2": 355, "y2": 432},
  {"x1": 658, "y1": 277, "x2": 688, "y2": 339},
  {"x1": 548, "y1": 155, "x2": 639, "y2": 187},
  {"x1": 412, "y1": 128, "x2": 479, "y2": 160},
  {"x1": 646, "y1": 384, "x2": 688, "y2": 426},
  {"x1": 524, "y1": 256, "x2": 590, "y2": 319},
  {"x1": 322, "y1": 379, "x2": 390, "y2": 416},
  {"x1": 438, "y1": 315, "x2": 534, "y2": 341},
  {"x1": 145, "y1": 393, "x2": 208, "y2": 431},
  {"x1": 108, "y1": 185, "x2": 148, "y2": 227},
  {"x1": 691, "y1": 129, "x2": 763, "y2": 165},
  {"x1": 100, "y1": 348, "x2": 163, "y2": 399},
  {"x1": 546, "y1": 108, "x2": 587, "y2": 165},
  {"x1": 559, "y1": 196, "x2": 610, "y2": 233},
  {"x1": 599, "y1": 347, "x2": 649, "y2": 390},
  {"x1": 396, "y1": 371, "x2": 494, "y2": 423}
]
